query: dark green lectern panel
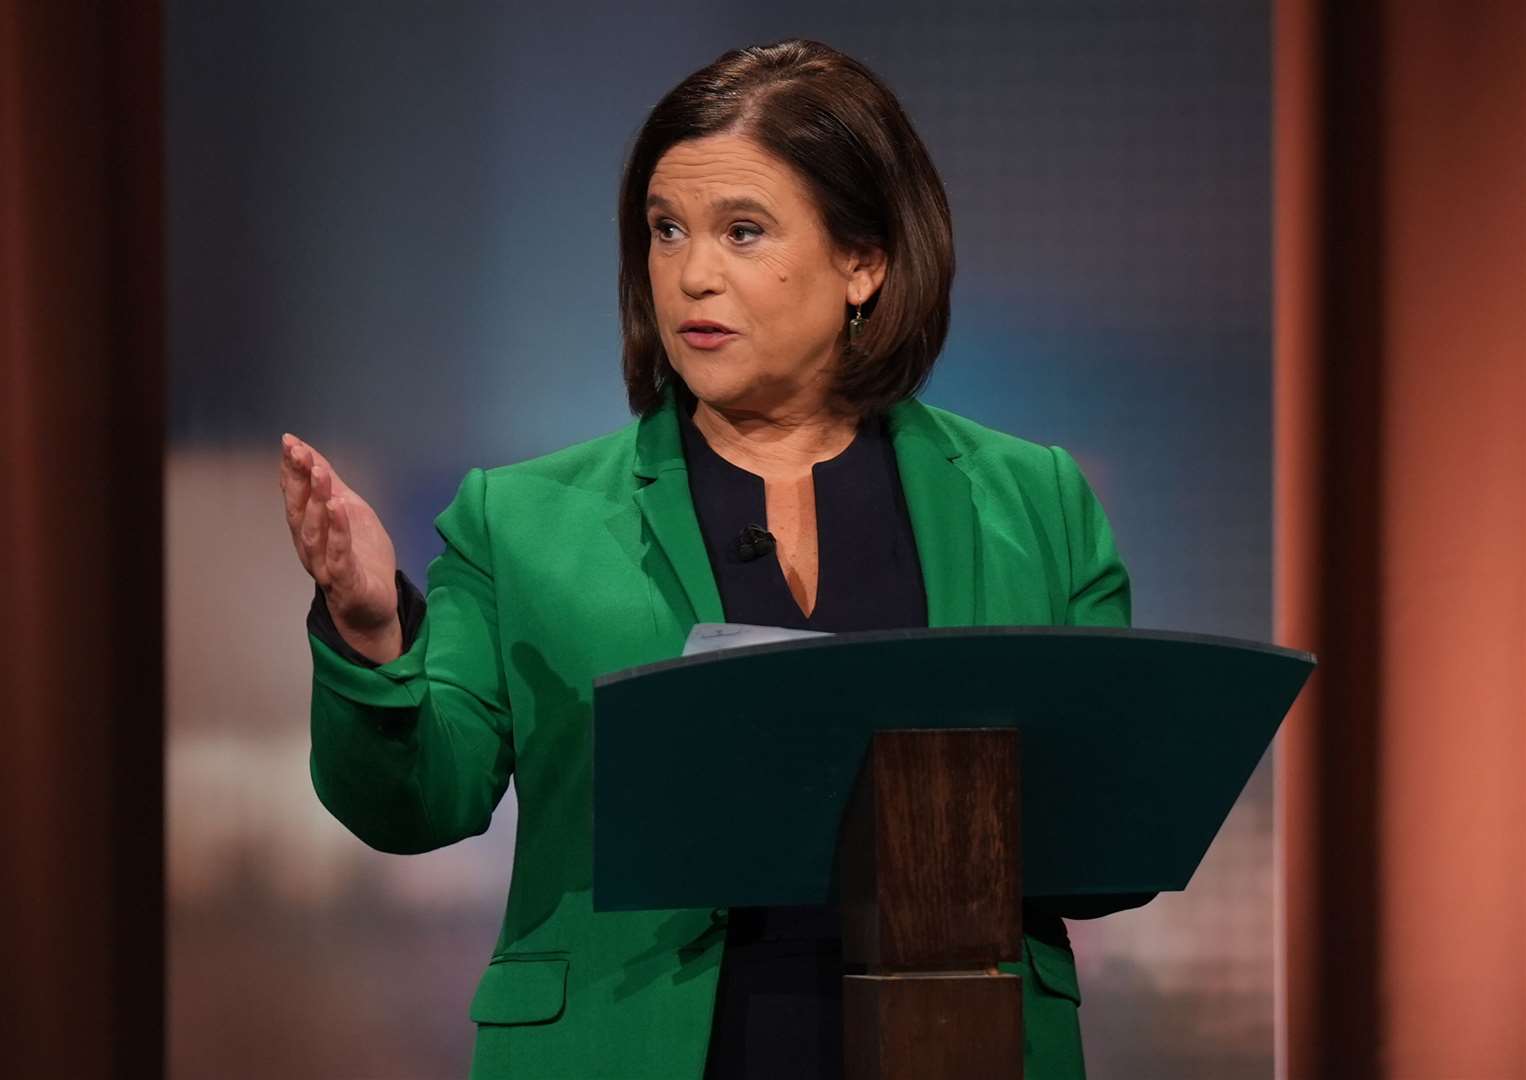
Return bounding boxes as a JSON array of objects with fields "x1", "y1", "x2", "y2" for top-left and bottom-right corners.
[{"x1": 591, "y1": 627, "x2": 1314, "y2": 912}]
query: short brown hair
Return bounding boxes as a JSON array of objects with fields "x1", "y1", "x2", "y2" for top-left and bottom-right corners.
[{"x1": 617, "y1": 39, "x2": 955, "y2": 417}]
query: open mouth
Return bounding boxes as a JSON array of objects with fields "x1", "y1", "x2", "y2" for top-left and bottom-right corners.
[{"x1": 678, "y1": 324, "x2": 738, "y2": 347}]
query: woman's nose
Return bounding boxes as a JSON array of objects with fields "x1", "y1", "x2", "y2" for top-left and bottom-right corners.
[{"x1": 678, "y1": 238, "x2": 726, "y2": 298}]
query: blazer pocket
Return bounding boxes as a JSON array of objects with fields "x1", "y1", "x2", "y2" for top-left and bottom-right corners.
[{"x1": 469, "y1": 956, "x2": 570, "y2": 1026}]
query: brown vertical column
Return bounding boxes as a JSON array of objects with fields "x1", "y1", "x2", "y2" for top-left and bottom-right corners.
[
  {"x1": 840, "y1": 729, "x2": 1024, "y2": 1079},
  {"x1": 0, "y1": 2, "x2": 165, "y2": 1076},
  {"x1": 1274, "y1": 2, "x2": 1388, "y2": 1075},
  {"x1": 1275, "y1": 0, "x2": 1526, "y2": 1076},
  {"x1": 1375, "y1": 1, "x2": 1526, "y2": 1073}
]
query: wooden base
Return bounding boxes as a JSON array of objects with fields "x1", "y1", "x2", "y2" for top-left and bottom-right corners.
[{"x1": 843, "y1": 972, "x2": 1023, "y2": 1080}]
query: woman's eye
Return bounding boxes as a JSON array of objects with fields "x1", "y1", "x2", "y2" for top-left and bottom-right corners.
[{"x1": 650, "y1": 220, "x2": 759, "y2": 244}]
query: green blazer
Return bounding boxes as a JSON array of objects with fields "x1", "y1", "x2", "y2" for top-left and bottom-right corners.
[{"x1": 308, "y1": 385, "x2": 1131, "y2": 1079}]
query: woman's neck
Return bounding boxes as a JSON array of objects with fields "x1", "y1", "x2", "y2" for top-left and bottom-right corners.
[{"x1": 689, "y1": 392, "x2": 861, "y2": 480}]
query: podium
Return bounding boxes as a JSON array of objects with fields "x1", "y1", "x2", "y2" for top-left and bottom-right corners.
[{"x1": 591, "y1": 627, "x2": 1316, "y2": 1078}]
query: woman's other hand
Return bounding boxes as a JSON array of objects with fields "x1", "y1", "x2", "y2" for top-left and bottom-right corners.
[{"x1": 280, "y1": 434, "x2": 403, "y2": 664}]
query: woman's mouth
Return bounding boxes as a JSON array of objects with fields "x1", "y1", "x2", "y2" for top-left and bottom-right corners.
[{"x1": 678, "y1": 324, "x2": 738, "y2": 350}]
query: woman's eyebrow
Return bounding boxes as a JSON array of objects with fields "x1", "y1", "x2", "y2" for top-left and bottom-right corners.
[{"x1": 646, "y1": 193, "x2": 778, "y2": 221}]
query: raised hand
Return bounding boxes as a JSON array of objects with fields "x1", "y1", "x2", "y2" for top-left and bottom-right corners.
[{"x1": 280, "y1": 434, "x2": 404, "y2": 664}]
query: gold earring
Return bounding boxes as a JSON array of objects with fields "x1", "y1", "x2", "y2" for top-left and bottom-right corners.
[{"x1": 848, "y1": 303, "x2": 866, "y2": 343}]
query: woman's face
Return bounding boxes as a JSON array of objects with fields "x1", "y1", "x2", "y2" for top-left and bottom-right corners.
[{"x1": 646, "y1": 133, "x2": 884, "y2": 417}]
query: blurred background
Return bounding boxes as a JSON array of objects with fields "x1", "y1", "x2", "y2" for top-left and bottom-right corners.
[{"x1": 4, "y1": 1, "x2": 1521, "y2": 1079}]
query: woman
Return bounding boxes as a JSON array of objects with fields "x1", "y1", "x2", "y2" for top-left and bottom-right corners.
[{"x1": 280, "y1": 39, "x2": 1149, "y2": 1080}]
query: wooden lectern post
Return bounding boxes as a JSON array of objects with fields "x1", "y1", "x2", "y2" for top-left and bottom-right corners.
[{"x1": 839, "y1": 728, "x2": 1024, "y2": 1079}]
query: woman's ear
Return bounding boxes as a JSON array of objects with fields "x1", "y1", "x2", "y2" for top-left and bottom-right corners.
[{"x1": 842, "y1": 245, "x2": 888, "y2": 306}]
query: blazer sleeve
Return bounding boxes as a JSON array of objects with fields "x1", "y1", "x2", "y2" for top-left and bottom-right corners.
[
  {"x1": 1050, "y1": 445, "x2": 1131, "y2": 629},
  {"x1": 1040, "y1": 445, "x2": 1156, "y2": 920},
  {"x1": 307, "y1": 467, "x2": 515, "y2": 855}
]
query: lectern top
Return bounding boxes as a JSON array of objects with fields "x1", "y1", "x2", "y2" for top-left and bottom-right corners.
[{"x1": 592, "y1": 627, "x2": 1315, "y2": 911}]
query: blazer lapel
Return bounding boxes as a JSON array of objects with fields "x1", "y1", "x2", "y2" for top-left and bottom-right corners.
[
  {"x1": 631, "y1": 387, "x2": 726, "y2": 626},
  {"x1": 887, "y1": 398, "x2": 978, "y2": 627}
]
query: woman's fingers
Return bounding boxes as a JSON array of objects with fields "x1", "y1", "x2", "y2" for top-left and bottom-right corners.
[
  {"x1": 301, "y1": 465, "x2": 333, "y2": 587},
  {"x1": 303, "y1": 443, "x2": 348, "y2": 496},
  {"x1": 280, "y1": 435, "x2": 311, "y2": 536},
  {"x1": 281, "y1": 435, "x2": 383, "y2": 617},
  {"x1": 325, "y1": 497, "x2": 375, "y2": 616},
  {"x1": 312, "y1": 465, "x2": 335, "y2": 582},
  {"x1": 312, "y1": 460, "x2": 332, "y2": 503},
  {"x1": 282, "y1": 439, "x2": 316, "y2": 575},
  {"x1": 325, "y1": 494, "x2": 357, "y2": 595}
]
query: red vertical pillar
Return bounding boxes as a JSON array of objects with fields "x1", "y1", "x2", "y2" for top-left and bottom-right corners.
[
  {"x1": 1374, "y1": 1, "x2": 1526, "y2": 1072},
  {"x1": 1275, "y1": 0, "x2": 1526, "y2": 1075}
]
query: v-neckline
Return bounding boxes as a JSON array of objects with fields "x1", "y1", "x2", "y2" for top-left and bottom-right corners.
[
  {"x1": 700, "y1": 446, "x2": 832, "y2": 627},
  {"x1": 679, "y1": 399, "x2": 869, "y2": 627},
  {"x1": 674, "y1": 387, "x2": 928, "y2": 634}
]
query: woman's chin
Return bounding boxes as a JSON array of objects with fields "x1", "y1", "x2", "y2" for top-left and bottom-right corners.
[{"x1": 672, "y1": 367, "x2": 758, "y2": 409}]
